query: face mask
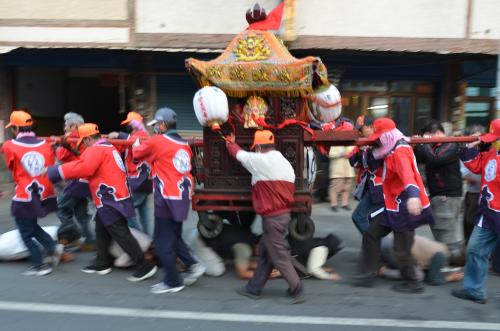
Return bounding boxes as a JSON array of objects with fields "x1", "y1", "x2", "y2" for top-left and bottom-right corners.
[{"x1": 153, "y1": 125, "x2": 161, "y2": 134}]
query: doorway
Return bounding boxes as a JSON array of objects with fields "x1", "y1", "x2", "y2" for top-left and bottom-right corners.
[{"x1": 66, "y1": 71, "x2": 128, "y2": 133}]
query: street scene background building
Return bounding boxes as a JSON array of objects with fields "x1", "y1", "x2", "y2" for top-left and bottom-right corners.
[{"x1": 0, "y1": 0, "x2": 498, "y2": 182}]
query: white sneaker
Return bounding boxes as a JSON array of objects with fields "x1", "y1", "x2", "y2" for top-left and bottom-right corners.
[
  {"x1": 52, "y1": 244, "x2": 64, "y2": 268},
  {"x1": 150, "y1": 282, "x2": 185, "y2": 294},
  {"x1": 22, "y1": 264, "x2": 53, "y2": 276},
  {"x1": 183, "y1": 263, "x2": 206, "y2": 286}
]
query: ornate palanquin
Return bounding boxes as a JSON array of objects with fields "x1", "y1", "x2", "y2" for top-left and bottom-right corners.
[{"x1": 186, "y1": 28, "x2": 329, "y2": 238}]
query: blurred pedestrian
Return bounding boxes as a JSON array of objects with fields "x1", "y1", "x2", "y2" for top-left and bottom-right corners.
[
  {"x1": 353, "y1": 118, "x2": 434, "y2": 293},
  {"x1": 53, "y1": 112, "x2": 94, "y2": 247},
  {"x1": 414, "y1": 120, "x2": 464, "y2": 262},
  {"x1": 47, "y1": 123, "x2": 157, "y2": 282},
  {"x1": 188, "y1": 222, "x2": 261, "y2": 279},
  {"x1": 288, "y1": 233, "x2": 343, "y2": 281},
  {"x1": 1, "y1": 110, "x2": 63, "y2": 276},
  {"x1": 380, "y1": 234, "x2": 463, "y2": 285},
  {"x1": 226, "y1": 130, "x2": 304, "y2": 304},
  {"x1": 461, "y1": 125, "x2": 485, "y2": 242},
  {"x1": 349, "y1": 115, "x2": 384, "y2": 233},
  {"x1": 132, "y1": 108, "x2": 205, "y2": 294},
  {"x1": 108, "y1": 112, "x2": 152, "y2": 235},
  {"x1": 452, "y1": 119, "x2": 500, "y2": 304},
  {"x1": 329, "y1": 146, "x2": 355, "y2": 212}
]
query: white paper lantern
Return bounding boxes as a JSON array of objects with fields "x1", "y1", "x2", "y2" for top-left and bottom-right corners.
[
  {"x1": 312, "y1": 84, "x2": 342, "y2": 123},
  {"x1": 193, "y1": 86, "x2": 229, "y2": 130}
]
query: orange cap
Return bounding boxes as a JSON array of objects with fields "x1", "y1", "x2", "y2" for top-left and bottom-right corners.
[
  {"x1": 5, "y1": 110, "x2": 33, "y2": 128},
  {"x1": 251, "y1": 130, "x2": 274, "y2": 150},
  {"x1": 120, "y1": 111, "x2": 143, "y2": 125},
  {"x1": 77, "y1": 123, "x2": 100, "y2": 146}
]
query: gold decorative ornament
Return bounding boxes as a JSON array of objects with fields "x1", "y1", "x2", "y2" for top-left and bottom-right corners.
[
  {"x1": 229, "y1": 65, "x2": 246, "y2": 81},
  {"x1": 252, "y1": 68, "x2": 269, "y2": 81},
  {"x1": 207, "y1": 66, "x2": 222, "y2": 79},
  {"x1": 274, "y1": 68, "x2": 291, "y2": 82},
  {"x1": 233, "y1": 33, "x2": 271, "y2": 62}
]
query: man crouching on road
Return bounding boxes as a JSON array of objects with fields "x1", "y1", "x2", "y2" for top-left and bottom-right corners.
[
  {"x1": 46, "y1": 123, "x2": 157, "y2": 282},
  {"x1": 226, "y1": 130, "x2": 305, "y2": 304}
]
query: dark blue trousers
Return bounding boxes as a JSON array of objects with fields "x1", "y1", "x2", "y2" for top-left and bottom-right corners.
[
  {"x1": 15, "y1": 217, "x2": 56, "y2": 267},
  {"x1": 154, "y1": 217, "x2": 196, "y2": 287}
]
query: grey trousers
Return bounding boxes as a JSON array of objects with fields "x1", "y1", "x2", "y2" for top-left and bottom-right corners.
[
  {"x1": 246, "y1": 212, "x2": 302, "y2": 296},
  {"x1": 430, "y1": 196, "x2": 463, "y2": 245}
]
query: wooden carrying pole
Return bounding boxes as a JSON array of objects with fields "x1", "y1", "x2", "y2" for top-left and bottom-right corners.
[
  {"x1": 41, "y1": 136, "x2": 204, "y2": 147},
  {"x1": 302, "y1": 131, "x2": 479, "y2": 146},
  {"x1": 41, "y1": 133, "x2": 478, "y2": 148}
]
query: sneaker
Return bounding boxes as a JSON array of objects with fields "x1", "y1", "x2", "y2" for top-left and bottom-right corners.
[
  {"x1": 183, "y1": 263, "x2": 206, "y2": 286},
  {"x1": 341, "y1": 205, "x2": 351, "y2": 211},
  {"x1": 81, "y1": 264, "x2": 112, "y2": 275},
  {"x1": 150, "y1": 282, "x2": 185, "y2": 294},
  {"x1": 235, "y1": 286, "x2": 261, "y2": 300},
  {"x1": 392, "y1": 281, "x2": 424, "y2": 294},
  {"x1": 330, "y1": 206, "x2": 338, "y2": 212},
  {"x1": 451, "y1": 289, "x2": 487, "y2": 304},
  {"x1": 127, "y1": 264, "x2": 157, "y2": 282},
  {"x1": 51, "y1": 244, "x2": 64, "y2": 268},
  {"x1": 22, "y1": 264, "x2": 53, "y2": 276}
]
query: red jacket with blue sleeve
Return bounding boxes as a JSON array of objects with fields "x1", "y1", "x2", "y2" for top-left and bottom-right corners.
[
  {"x1": 460, "y1": 146, "x2": 500, "y2": 234},
  {"x1": 348, "y1": 146, "x2": 384, "y2": 204},
  {"x1": 117, "y1": 130, "x2": 152, "y2": 194},
  {"x1": 132, "y1": 131, "x2": 193, "y2": 222},
  {"x1": 369, "y1": 141, "x2": 434, "y2": 231},
  {"x1": 1, "y1": 135, "x2": 56, "y2": 219},
  {"x1": 55, "y1": 130, "x2": 90, "y2": 199},
  {"x1": 55, "y1": 130, "x2": 85, "y2": 163},
  {"x1": 48, "y1": 140, "x2": 134, "y2": 225}
]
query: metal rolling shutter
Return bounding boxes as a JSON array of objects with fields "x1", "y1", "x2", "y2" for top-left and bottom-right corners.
[{"x1": 155, "y1": 74, "x2": 201, "y2": 131}]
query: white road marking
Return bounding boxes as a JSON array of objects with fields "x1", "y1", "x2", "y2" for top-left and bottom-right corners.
[{"x1": 0, "y1": 300, "x2": 498, "y2": 330}]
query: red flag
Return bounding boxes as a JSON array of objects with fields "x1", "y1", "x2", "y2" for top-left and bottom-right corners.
[{"x1": 248, "y1": 2, "x2": 285, "y2": 31}]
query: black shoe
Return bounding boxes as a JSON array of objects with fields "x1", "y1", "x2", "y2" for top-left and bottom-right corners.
[
  {"x1": 392, "y1": 281, "x2": 424, "y2": 294},
  {"x1": 286, "y1": 291, "x2": 306, "y2": 305},
  {"x1": 235, "y1": 287, "x2": 261, "y2": 300},
  {"x1": 451, "y1": 289, "x2": 487, "y2": 304},
  {"x1": 352, "y1": 273, "x2": 376, "y2": 287},
  {"x1": 330, "y1": 206, "x2": 338, "y2": 212},
  {"x1": 127, "y1": 264, "x2": 157, "y2": 282},
  {"x1": 342, "y1": 205, "x2": 351, "y2": 211},
  {"x1": 81, "y1": 264, "x2": 112, "y2": 275}
]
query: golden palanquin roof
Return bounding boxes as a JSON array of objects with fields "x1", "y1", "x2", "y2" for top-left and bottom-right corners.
[{"x1": 185, "y1": 30, "x2": 328, "y2": 98}]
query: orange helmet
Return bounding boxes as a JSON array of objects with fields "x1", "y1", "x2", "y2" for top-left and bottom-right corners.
[
  {"x1": 77, "y1": 123, "x2": 100, "y2": 146},
  {"x1": 120, "y1": 111, "x2": 143, "y2": 125},
  {"x1": 5, "y1": 110, "x2": 33, "y2": 128},
  {"x1": 251, "y1": 130, "x2": 274, "y2": 150}
]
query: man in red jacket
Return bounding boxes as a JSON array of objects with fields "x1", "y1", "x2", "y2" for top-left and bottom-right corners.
[
  {"x1": 108, "y1": 112, "x2": 152, "y2": 234},
  {"x1": 132, "y1": 107, "x2": 205, "y2": 294},
  {"x1": 2, "y1": 110, "x2": 63, "y2": 276},
  {"x1": 226, "y1": 130, "x2": 304, "y2": 304},
  {"x1": 353, "y1": 118, "x2": 434, "y2": 293},
  {"x1": 452, "y1": 119, "x2": 500, "y2": 304},
  {"x1": 47, "y1": 123, "x2": 157, "y2": 282}
]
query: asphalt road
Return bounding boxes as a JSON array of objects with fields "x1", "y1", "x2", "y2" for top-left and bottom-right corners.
[{"x1": 1, "y1": 198, "x2": 499, "y2": 331}]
